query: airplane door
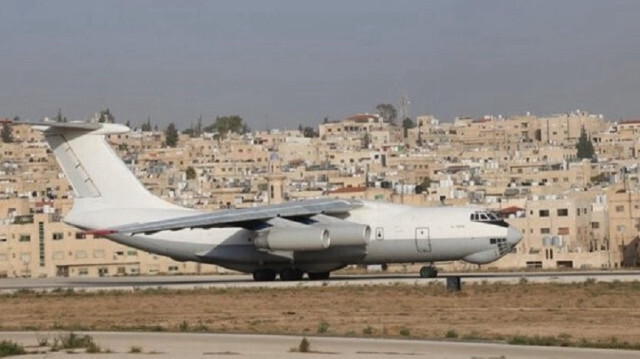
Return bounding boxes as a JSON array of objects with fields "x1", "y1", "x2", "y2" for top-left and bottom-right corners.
[{"x1": 415, "y1": 227, "x2": 431, "y2": 252}]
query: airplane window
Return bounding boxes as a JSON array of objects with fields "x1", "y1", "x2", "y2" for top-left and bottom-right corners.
[{"x1": 471, "y1": 211, "x2": 510, "y2": 228}]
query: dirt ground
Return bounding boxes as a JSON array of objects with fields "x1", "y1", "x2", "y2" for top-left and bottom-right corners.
[{"x1": 1, "y1": 281, "x2": 639, "y2": 345}]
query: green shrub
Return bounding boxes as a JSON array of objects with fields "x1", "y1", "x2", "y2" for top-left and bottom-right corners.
[
  {"x1": 317, "y1": 321, "x2": 330, "y2": 334},
  {"x1": 0, "y1": 340, "x2": 26, "y2": 357},
  {"x1": 179, "y1": 320, "x2": 189, "y2": 332},
  {"x1": 54, "y1": 332, "x2": 97, "y2": 350},
  {"x1": 445, "y1": 329, "x2": 458, "y2": 338},
  {"x1": 298, "y1": 337, "x2": 310, "y2": 353}
]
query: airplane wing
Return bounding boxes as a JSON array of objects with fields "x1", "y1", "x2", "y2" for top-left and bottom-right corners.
[{"x1": 88, "y1": 198, "x2": 360, "y2": 235}]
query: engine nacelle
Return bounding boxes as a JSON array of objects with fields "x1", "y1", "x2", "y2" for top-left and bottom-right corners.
[
  {"x1": 313, "y1": 224, "x2": 370, "y2": 246},
  {"x1": 254, "y1": 227, "x2": 330, "y2": 251},
  {"x1": 310, "y1": 214, "x2": 371, "y2": 246}
]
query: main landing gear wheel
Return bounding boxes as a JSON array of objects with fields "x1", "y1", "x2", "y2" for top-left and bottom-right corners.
[
  {"x1": 419, "y1": 266, "x2": 438, "y2": 278},
  {"x1": 280, "y1": 268, "x2": 304, "y2": 281},
  {"x1": 308, "y1": 272, "x2": 331, "y2": 280},
  {"x1": 253, "y1": 269, "x2": 277, "y2": 282}
]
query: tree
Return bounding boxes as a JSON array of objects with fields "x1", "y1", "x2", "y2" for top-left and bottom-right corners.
[
  {"x1": 194, "y1": 115, "x2": 203, "y2": 137},
  {"x1": 376, "y1": 104, "x2": 397, "y2": 125},
  {"x1": 54, "y1": 109, "x2": 67, "y2": 123},
  {"x1": 185, "y1": 166, "x2": 196, "y2": 180},
  {"x1": 576, "y1": 126, "x2": 595, "y2": 160},
  {"x1": 203, "y1": 115, "x2": 249, "y2": 137},
  {"x1": 301, "y1": 126, "x2": 317, "y2": 138},
  {"x1": 165, "y1": 122, "x2": 179, "y2": 147},
  {"x1": 141, "y1": 117, "x2": 152, "y2": 132},
  {"x1": 415, "y1": 177, "x2": 432, "y2": 194},
  {"x1": 98, "y1": 108, "x2": 115, "y2": 123},
  {"x1": 304, "y1": 127, "x2": 316, "y2": 138},
  {"x1": 1, "y1": 123, "x2": 13, "y2": 143},
  {"x1": 184, "y1": 116, "x2": 204, "y2": 137},
  {"x1": 402, "y1": 117, "x2": 415, "y2": 138}
]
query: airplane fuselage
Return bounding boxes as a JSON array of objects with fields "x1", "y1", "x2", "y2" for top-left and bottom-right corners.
[{"x1": 100, "y1": 201, "x2": 520, "y2": 275}]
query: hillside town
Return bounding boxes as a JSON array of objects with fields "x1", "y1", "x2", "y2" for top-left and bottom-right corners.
[{"x1": 1, "y1": 109, "x2": 639, "y2": 278}]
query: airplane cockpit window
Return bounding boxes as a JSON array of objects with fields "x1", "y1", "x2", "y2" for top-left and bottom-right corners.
[{"x1": 470, "y1": 211, "x2": 510, "y2": 228}]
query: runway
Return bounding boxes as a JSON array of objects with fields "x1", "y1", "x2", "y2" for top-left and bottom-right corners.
[
  {"x1": 2, "y1": 272, "x2": 640, "y2": 358},
  {"x1": 1, "y1": 331, "x2": 639, "y2": 359},
  {"x1": 1, "y1": 270, "x2": 639, "y2": 293}
]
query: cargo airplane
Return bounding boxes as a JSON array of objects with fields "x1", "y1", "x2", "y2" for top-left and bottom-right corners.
[{"x1": 26, "y1": 121, "x2": 522, "y2": 281}]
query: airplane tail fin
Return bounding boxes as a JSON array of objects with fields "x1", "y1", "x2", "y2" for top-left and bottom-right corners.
[{"x1": 34, "y1": 122, "x2": 186, "y2": 228}]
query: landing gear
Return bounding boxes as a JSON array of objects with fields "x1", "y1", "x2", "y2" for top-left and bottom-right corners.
[
  {"x1": 279, "y1": 268, "x2": 304, "y2": 281},
  {"x1": 308, "y1": 271, "x2": 330, "y2": 280},
  {"x1": 253, "y1": 269, "x2": 277, "y2": 282},
  {"x1": 419, "y1": 265, "x2": 438, "y2": 278}
]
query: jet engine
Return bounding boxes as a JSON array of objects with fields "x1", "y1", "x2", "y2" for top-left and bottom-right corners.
[
  {"x1": 254, "y1": 226, "x2": 330, "y2": 251},
  {"x1": 253, "y1": 216, "x2": 370, "y2": 252},
  {"x1": 309, "y1": 214, "x2": 371, "y2": 246}
]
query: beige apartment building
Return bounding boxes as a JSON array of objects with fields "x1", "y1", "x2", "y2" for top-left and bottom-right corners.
[{"x1": 1, "y1": 108, "x2": 638, "y2": 278}]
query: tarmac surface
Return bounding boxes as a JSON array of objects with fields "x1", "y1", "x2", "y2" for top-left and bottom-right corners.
[
  {"x1": 0, "y1": 270, "x2": 639, "y2": 293},
  {"x1": 2, "y1": 331, "x2": 640, "y2": 359},
  {"x1": 2, "y1": 271, "x2": 640, "y2": 358}
]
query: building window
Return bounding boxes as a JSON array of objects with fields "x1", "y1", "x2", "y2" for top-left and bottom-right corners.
[
  {"x1": 617, "y1": 225, "x2": 626, "y2": 233},
  {"x1": 93, "y1": 250, "x2": 105, "y2": 258},
  {"x1": 526, "y1": 261, "x2": 542, "y2": 268},
  {"x1": 557, "y1": 209, "x2": 569, "y2": 217},
  {"x1": 78, "y1": 268, "x2": 89, "y2": 276},
  {"x1": 539, "y1": 210, "x2": 550, "y2": 217},
  {"x1": 541, "y1": 228, "x2": 551, "y2": 234},
  {"x1": 75, "y1": 233, "x2": 86, "y2": 240},
  {"x1": 616, "y1": 205, "x2": 625, "y2": 213},
  {"x1": 19, "y1": 234, "x2": 31, "y2": 242},
  {"x1": 558, "y1": 227, "x2": 570, "y2": 235},
  {"x1": 52, "y1": 251, "x2": 64, "y2": 260},
  {"x1": 75, "y1": 250, "x2": 87, "y2": 259},
  {"x1": 52, "y1": 232, "x2": 64, "y2": 240},
  {"x1": 591, "y1": 222, "x2": 600, "y2": 229}
]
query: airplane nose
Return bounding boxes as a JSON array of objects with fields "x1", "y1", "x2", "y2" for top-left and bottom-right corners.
[{"x1": 507, "y1": 226, "x2": 523, "y2": 245}]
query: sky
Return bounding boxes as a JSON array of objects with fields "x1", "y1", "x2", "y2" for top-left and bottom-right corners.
[{"x1": 1, "y1": 0, "x2": 640, "y2": 130}]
